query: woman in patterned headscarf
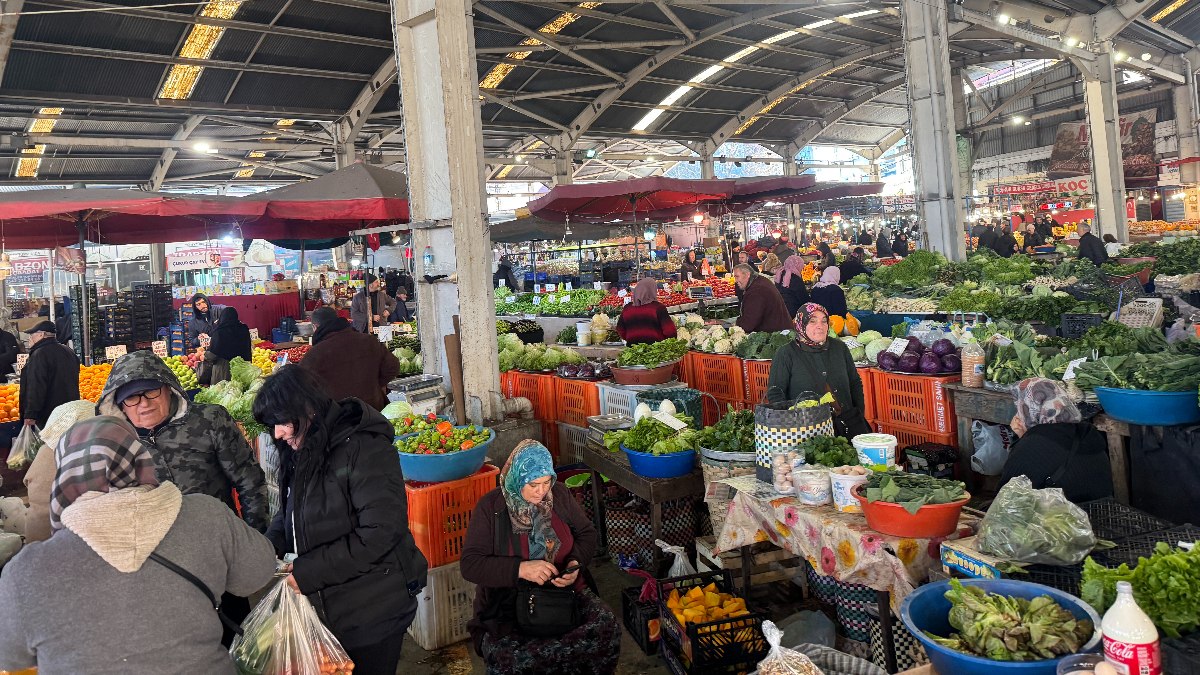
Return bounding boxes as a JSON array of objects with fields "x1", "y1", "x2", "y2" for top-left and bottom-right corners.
[
  {"x1": 0, "y1": 305, "x2": 19, "y2": 378},
  {"x1": 461, "y1": 440, "x2": 619, "y2": 675},
  {"x1": 999, "y1": 377, "x2": 1113, "y2": 503}
]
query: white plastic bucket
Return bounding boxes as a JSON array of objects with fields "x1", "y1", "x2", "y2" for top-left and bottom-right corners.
[
  {"x1": 794, "y1": 468, "x2": 831, "y2": 506},
  {"x1": 852, "y1": 433, "x2": 897, "y2": 469},
  {"x1": 830, "y1": 471, "x2": 870, "y2": 512}
]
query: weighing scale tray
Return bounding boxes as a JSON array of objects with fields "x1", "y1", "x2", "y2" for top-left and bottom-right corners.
[{"x1": 389, "y1": 374, "x2": 444, "y2": 392}]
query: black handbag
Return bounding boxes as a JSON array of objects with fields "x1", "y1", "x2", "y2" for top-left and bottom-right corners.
[{"x1": 495, "y1": 511, "x2": 581, "y2": 638}]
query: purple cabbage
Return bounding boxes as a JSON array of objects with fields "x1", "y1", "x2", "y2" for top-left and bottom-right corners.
[
  {"x1": 898, "y1": 353, "x2": 921, "y2": 373},
  {"x1": 877, "y1": 351, "x2": 901, "y2": 371},
  {"x1": 560, "y1": 364, "x2": 580, "y2": 378},
  {"x1": 578, "y1": 363, "x2": 595, "y2": 377},
  {"x1": 940, "y1": 353, "x2": 961, "y2": 372},
  {"x1": 931, "y1": 339, "x2": 957, "y2": 357},
  {"x1": 906, "y1": 336, "x2": 925, "y2": 354},
  {"x1": 919, "y1": 352, "x2": 943, "y2": 374}
]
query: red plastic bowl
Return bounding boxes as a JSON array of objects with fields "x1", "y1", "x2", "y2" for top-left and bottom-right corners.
[{"x1": 852, "y1": 484, "x2": 970, "y2": 539}]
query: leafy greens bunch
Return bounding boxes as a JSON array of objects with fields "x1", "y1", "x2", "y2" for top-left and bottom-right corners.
[
  {"x1": 698, "y1": 407, "x2": 753, "y2": 454},
  {"x1": 1082, "y1": 542, "x2": 1200, "y2": 638},
  {"x1": 617, "y1": 338, "x2": 688, "y2": 367},
  {"x1": 800, "y1": 435, "x2": 857, "y2": 467},
  {"x1": 864, "y1": 470, "x2": 966, "y2": 515},
  {"x1": 604, "y1": 413, "x2": 698, "y2": 455}
]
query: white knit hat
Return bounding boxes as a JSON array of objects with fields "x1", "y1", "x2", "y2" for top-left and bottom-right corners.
[{"x1": 41, "y1": 400, "x2": 99, "y2": 451}]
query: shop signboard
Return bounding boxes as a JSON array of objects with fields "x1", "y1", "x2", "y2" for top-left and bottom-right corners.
[
  {"x1": 53, "y1": 247, "x2": 85, "y2": 274},
  {"x1": 990, "y1": 176, "x2": 1091, "y2": 196},
  {"x1": 167, "y1": 249, "x2": 222, "y2": 272},
  {"x1": 1047, "y1": 110, "x2": 1158, "y2": 182},
  {"x1": 881, "y1": 194, "x2": 915, "y2": 213},
  {"x1": 9, "y1": 257, "x2": 49, "y2": 285}
]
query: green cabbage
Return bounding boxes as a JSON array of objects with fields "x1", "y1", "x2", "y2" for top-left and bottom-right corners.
[{"x1": 857, "y1": 330, "x2": 883, "y2": 345}]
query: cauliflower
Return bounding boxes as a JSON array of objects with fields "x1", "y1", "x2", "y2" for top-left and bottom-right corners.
[
  {"x1": 729, "y1": 326, "x2": 746, "y2": 339},
  {"x1": 677, "y1": 327, "x2": 692, "y2": 342},
  {"x1": 683, "y1": 313, "x2": 704, "y2": 329},
  {"x1": 713, "y1": 339, "x2": 733, "y2": 354}
]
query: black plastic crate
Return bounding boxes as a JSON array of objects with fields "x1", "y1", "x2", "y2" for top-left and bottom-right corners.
[
  {"x1": 622, "y1": 586, "x2": 660, "y2": 655},
  {"x1": 1060, "y1": 313, "x2": 1105, "y2": 339},
  {"x1": 1080, "y1": 498, "x2": 1174, "y2": 541},
  {"x1": 903, "y1": 442, "x2": 958, "y2": 479},
  {"x1": 1164, "y1": 631, "x2": 1200, "y2": 674},
  {"x1": 659, "y1": 632, "x2": 758, "y2": 675},
  {"x1": 656, "y1": 570, "x2": 768, "y2": 670},
  {"x1": 1023, "y1": 561, "x2": 1084, "y2": 597},
  {"x1": 1094, "y1": 525, "x2": 1200, "y2": 569}
]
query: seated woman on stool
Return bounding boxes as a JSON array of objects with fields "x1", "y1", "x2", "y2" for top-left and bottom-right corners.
[{"x1": 460, "y1": 440, "x2": 620, "y2": 675}]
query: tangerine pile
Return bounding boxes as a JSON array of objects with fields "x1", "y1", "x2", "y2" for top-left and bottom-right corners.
[
  {"x1": 79, "y1": 363, "x2": 112, "y2": 402},
  {"x1": 0, "y1": 384, "x2": 19, "y2": 422}
]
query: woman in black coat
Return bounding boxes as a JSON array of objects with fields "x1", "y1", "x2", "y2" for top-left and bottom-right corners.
[
  {"x1": 0, "y1": 308, "x2": 19, "y2": 379},
  {"x1": 207, "y1": 308, "x2": 253, "y2": 363},
  {"x1": 256, "y1": 366, "x2": 428, "y2": 675},
  {"x1": 875, "y1": 228, "x2": 895, "y2": 258}
]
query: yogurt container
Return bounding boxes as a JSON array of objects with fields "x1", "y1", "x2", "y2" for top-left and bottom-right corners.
[
  {"x1": 852, "y1": 433, "x2": 898, "y2": 470},
  {"x1": 830, "y1": 469, "x2": 870, "y2": 512},
  {"x1": 794, "y1": 467, "x2": 831, "y2": 506}
]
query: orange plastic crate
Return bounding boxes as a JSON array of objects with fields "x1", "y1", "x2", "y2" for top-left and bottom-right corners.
[
  {"x1": 554, "y1": 377, "x2": 601, "y2": 427},
  {"x1": 508, "y1": 372, "x2": 556, "y2": 421},
  {"x1": 679, "y1": 351, "x2": 698, "y2": 387},
  {"x1": 703, "y1": 396, "x2": 745, "y2": 427},
  {"x1": 692, "y1": 353, "x2": 746, "y2": 401},
  {"x1": 406, "y1": 464, "x2": 500, "y2": 568},
  {"x1": 857, "y1": 365, "x2": 877, "y2": 422},
  {"x1": 743, "y1": 359, "x2": 772, "y2": 406},
  {"x1": 868, "y1": 419, "x2": 958, "y2": 455},
  {"x1": 871, "y1": 371, "x2": 960, "y2": 435}
]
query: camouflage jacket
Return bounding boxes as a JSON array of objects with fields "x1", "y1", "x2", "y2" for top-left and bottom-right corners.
[{"x1": 98, "y1": 351, "x2": 269, "y2": 532}]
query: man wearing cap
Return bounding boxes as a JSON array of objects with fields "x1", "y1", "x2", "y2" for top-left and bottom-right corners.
[
  {"x1": 301, "y1": 307, "x2": 401, "y2": 411},
  {"x1": 18, "y1": 321, "x2": 80, "y2": 429},
  {"x1": 350, "y1": 273, "x2": 395, "y2": 333},
  {"x1": 95, "y1": 351, "x2": 268, "y2": 534}
]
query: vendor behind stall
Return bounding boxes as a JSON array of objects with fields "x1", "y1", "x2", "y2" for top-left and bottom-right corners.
[
  {"x1": 616, "y1": 278, "x2": 676, "y2": 345},
  {"x1": 680, "y1": 249, "x2": 705, "y2": 282},
  {"x1": 839, "y1": 247, "x2": 871, "y2": 281},
  {"x1": 734, "y1": 264, "x2": 792, "y2": 333},
  {"x1": 999, "y1": 377, "x2": 1112, "y2": 503},
  {"x1": 766, "y1": 304, "x2": 869, "y2": 438}
]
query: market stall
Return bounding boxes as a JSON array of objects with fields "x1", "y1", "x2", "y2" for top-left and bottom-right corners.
[{"x1": 171, "y1": 288, "x2": 301, "y2": 337}]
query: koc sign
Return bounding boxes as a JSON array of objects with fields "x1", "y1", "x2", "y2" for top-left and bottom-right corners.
[{"x1": 991, "y1": 176, "x2": 1090, "y2": 196}]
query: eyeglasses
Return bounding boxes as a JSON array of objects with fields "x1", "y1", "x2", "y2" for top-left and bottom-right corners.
[{"x1": 121, "y1": 388, "x2": 164, "y2": 408}]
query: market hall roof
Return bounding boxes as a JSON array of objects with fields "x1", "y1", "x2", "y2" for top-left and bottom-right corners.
[{"x1": 0, "y1": 0, "x2": 1195, "y2": 188}]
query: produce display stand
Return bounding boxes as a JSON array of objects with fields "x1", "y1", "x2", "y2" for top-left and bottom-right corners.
[
  {"x1": 943, "y1": 384, "x2": 1132, "y2": 504},
  {"x1": 172, "y1": 291, "x2": 300, "y2": 336},
  {"x1": 579, "y1": 439, "x2": 703, "y2": 571}
]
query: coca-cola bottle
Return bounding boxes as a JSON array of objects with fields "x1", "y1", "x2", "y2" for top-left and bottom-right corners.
[{"x1": 1102, "y1": 581, "x2": 1161, "y2": 675}]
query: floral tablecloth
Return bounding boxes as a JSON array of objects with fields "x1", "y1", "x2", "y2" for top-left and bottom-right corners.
[{"x1": 713, "y1": 476, "x2": 975, "y2": 607}]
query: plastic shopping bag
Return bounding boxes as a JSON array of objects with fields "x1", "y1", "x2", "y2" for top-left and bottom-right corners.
[
  {"x1": 230, "y1": 578, "x2": 355, "y2": 675},
  {"x1": 969, "y1": 420, "x2": 1014, "y2": 476},
  {"x1": 656, "y1": 539, "x2": 696, "y2": 579},
  {"x1": 5, "y1": 425, "x2": 42, "y2": 471},
  {"x1": 976, "y1": 476, "x2": 1097, "y2": 566},
  {"x1": 756, "y1": 620, "x2": 823, "y2": 675}
]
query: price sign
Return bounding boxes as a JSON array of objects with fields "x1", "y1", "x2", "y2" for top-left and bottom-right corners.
[
  {"x1": 105, "y1": 345, "x2": 128, "y2": 360},
  {"x1": 842, "y1": 337, "x2": 862, "y2": 351},
  {"x1": 505, "y1": 295, "x2": 516, "y2": 303},
  {"x1": 623, "y1": 297, "x2": 631, "y2": 305},
  {"x1": 560, "y1": 295, "x2": 571, "y2": 304},
  {"x1": 533, "y1": 296, "x2": 541, "y2": 306},
  {"x1": 652, "y1": 410, "x2": 687, "y2": 430},
  {"x1": 533, "y1": 284, "x2": 541, "y2": 294},
  {"x1": 989, "y1": 333, "x2": 1013, "y2": 347},
  {"x1": 199, "y1": 334, "x2": 211, "y2": 348},
  {"x1": 151, "y1": 341, "x2": 168, "y2": 357},
  {"x1": 15, "y1": 354, "x2": 28, "y2": 372},
  {"x1": 593, "y1": 282, "x2": 602, "y2": 290},
  {"x1": 498, "y1": 278, "x2": 507, "y2": 288},
  {"x1": 373, "y1": 325, "x2": 394, "y2": 344},
  {"x1": 249, "y1": 328, "x2": 259, "y2": 341},
  {"x1": 885, "y1": 338, "x2": 909, "y2": 356},
  {"x1": 617, "y1": 289, "x2": 628, "y2": 298},
  {"x1": 564, "y1": 282, "x2": 573, "y2": 291}
]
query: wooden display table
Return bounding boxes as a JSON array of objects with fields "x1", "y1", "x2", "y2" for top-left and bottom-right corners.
[
  {"x1": 944, "y1": 384, "x2": 1131, "y2": 504},
  {"x1": 579, "y1": 440, "x2": 703, "y2": 570}
]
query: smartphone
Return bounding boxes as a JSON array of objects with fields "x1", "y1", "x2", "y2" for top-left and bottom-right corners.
[{"x1": 556, "y1": 564, "x2": 582, "y2": 578}]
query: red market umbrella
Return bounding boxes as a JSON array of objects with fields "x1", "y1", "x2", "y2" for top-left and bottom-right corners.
[
  {"x1": 527, "y1": 176, "x2": 734, "y2": 223},
  {"x1": 251, "y1": 163, "x2": 410, "y2": 222},
  {"x1": 703, "y1": 175, "x2": 820, "y2": 215}
]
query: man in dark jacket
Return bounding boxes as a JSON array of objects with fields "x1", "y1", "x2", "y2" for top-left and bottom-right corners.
[
  {"x1": 1076, "y1": 223, "x2": 1108, "y2": 267},
  {"x1": 839, "y1": 247, "x2": 872, "y2": 281},
  {"x1": 975, "y1": 222, "x2": 998, "y2": 252},
  {"x1": 773, "y1": 234, "x2": 795, "y2": 263},
  {"x1": 96, "y1": 351, "x2": 268, "y2": 533},
  {"x1": 992, "y1": 225, "x2": 1018, "y2": 258},
  {"x1": 734, "y1": 264, "x2": 793, "y2": 333},
  {"x1": 186, "y1": 293, "x2": 222, "y2": 348},
  {"x1": 350, "y1": 274, "x2": 396, "y2": 332},
  {"x1": 19, "y1": 321, "x2": 80, "y2": 428},
  {"x1": 301, "y1": 307, "x2": 401, "y2": 411}
]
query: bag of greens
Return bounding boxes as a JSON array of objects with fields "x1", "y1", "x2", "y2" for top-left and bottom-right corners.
[{"x1": 976, "y1": 476, "x2": 1096, "y2": 565}]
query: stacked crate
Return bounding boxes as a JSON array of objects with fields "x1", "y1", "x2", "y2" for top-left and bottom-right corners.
[
  {"x1": 133, "y1": 284, "x2": 173, "y2": 342},
  {"x1": 69, "y1": 285, "x2": 104, "y2": 364},
  {"x1": 99, "y1": 291, "x2": 134, "y2": 348},
  {"x1": 868, "y1": 370, "x2": 960, "y2": 449}
]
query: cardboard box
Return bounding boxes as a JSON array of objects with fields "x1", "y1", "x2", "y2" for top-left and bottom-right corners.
[
  {"x1": 940, "y1": 536, "x2": 1028, "y2": 580},
  {"x1": 266, "y1": 280, "x2": 299, "y2": 293}
]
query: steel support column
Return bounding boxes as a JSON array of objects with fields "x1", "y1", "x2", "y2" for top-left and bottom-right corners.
[
  {"x1": 1081, "y1": 50, "x2": 1128, "y2": 240},
  {"x1": 1173, "y1": 65, "x2": 1199, "y2": 185},
  {"x1": 902, "y1": 0, "x2": 965, "y2": 260},
  {"x1": 391, "y1": 0, "x2": 498, "y2": 423},
  {"x1": 700, "y1": 150, "x2": 715, "y2": 180}
]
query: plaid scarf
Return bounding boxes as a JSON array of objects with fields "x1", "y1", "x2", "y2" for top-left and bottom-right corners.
[
  {"x1": 500, "y1": 440, "x2": 559, "y2": 562},
  {"x1": 50, "y1": 416, "x2": 160, "y2": 532}
]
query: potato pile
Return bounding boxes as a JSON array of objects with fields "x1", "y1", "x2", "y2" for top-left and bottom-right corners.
[{"x1": 665, "y1": 583, "x2": 750, "y2": 627}]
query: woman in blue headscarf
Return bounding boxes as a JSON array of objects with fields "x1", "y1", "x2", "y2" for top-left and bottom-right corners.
[{"x1": 461, "y1": 440, "x2": 619, "y2": 675}]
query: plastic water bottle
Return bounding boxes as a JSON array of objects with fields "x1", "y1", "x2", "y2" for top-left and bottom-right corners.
[
  {"x1": 422, "y1": 246, "x2": 434, "y2": 271},
  {"x1": 1102, "y1": 581, "x2": 1161, "y2": 675}
]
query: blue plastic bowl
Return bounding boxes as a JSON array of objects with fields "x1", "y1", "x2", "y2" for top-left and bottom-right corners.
[
  {"x1": 1094, "y1": 387, "x2": 1200, "y2": 426},
  {"x1": 620, "y1": 444, "x2": 695, "y2": 479},
  {"x1": 396, "y1": 427, "x2": 494, "y2": 483},
  {"x1": 900, "y1": 579, "x2": 1101, "y2": 675}
]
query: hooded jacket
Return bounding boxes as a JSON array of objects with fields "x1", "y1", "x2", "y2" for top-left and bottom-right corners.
[
  {"x1": 266, "y1": 398, "x2": 428, "y2": 649},
  {"x1": 999, "y1": 422, "x2": 1113, "y2": 503},
  {"x1": 300, "y1": 320, "x2": 400, "y2": 410},
  {"x1": 97, "y1": 351, "x2": 269, "y2": 532},
  {"x1": 0, "y1": 486, "x2": 275, "y2": 675},
  {"x1": 207, "y1": 309, "x2": 253, "y2": 363},
  {"x1": 186, "y1": 293, "x2": 223, "y2": 348},
  {"x1": 19, "y1": 338, "x2": 80, "y2": 426}
]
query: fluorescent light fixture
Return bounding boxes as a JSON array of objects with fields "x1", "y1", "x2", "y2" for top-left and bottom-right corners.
[
  {"x1": 997, "y1": 13, "x2": 1010, "y2": 24},
  {"x1": 689, "y1": 65, "x2": 724, "y2": 83},
  {"x1": 1141, "y1": 52, "x2": 1153, "y2": 61},
  {"x1": 1115, "y1": 51, "x2": 1126, "y2": 62},
  {"x1": 660, "y1": 86, "x2": 692, "y2": 107},
  {"x1": 760, "y1": 31, "x2": 795, "y2": 44},
  {"x1": 632, "y1": 108, "x2": 666, "y2": 131},
  {"x1": 193, "y1": 142, "x2": 211, "y2": 153},
  {"x1": 841, "y1": 9, "x2": 879, "y2": 19},
  {"x1": 724, "y1": 46, "x2": 759, "y2": 63},
  {"x1": 804, "y1": 19, "x2": 834, "y2": 29},
  {"x1": 1065, "y1": 37, "x2": 1078, "y2": 47},
  {"x1": 1013, "y1": 116, "x2": 1024, "y2": 124},
  {"x1": 1024, "y1": 120, "x2": 1032, "y2": 126}
]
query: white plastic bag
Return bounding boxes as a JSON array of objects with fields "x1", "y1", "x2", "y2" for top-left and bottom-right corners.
[
  {"x1": 5, "y1": 425, "x2": 42, "y2": 470},
  {"x1": 655, "y1": 539, "x2": 696, "y2": 578},
  {"x1": 970, "y1": 420, "x2": 1014, "y2": 476},
  {"x1": 756, "y1": 620, "x2": 823, "y2": 675},
  {"x1": 230, "y1": 579, "x2": 355, "y2": 675}
]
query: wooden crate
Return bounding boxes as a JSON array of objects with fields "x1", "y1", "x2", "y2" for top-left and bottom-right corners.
[{"x1": 694, "y1": 536, "x2": 804, "y2": 588}]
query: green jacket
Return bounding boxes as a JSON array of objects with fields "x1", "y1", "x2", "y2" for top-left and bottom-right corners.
[{"x1": 765, "y1": 340, "x2": 865, "y2": 417}]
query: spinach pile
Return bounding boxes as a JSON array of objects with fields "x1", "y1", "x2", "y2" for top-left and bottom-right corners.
[
  {"x1": 1073, "y1": 352, "x2": 1200, "y2": 392},
  {"x1": 871, "y1": 250, "x2": 947, "y2": 290},
  {"x1": 976, "y1": 476, "x2": 1097, "y2": 565},
  {"x1": 698, "y1": 407, "x2": 754, "y2": 454},
  {"x1": 734, "y1": 331, "x2": 795, "y2": 360},
  {"x1": 1082, "y1": 542, "x2": 1200, "y2": 638},
  {"x1": 1120, "y1": 238, "x2": 1200, "y2": 275},
  {"x1": 864, "y1": 471, "x2": 967, "y2": 514},
  {"x1": 603, "y1": 413, "x2": 698, "y2": 455},
  {"x1": 616, "y1": 338, "x2": 688, "y2": 367},
  {"x1": 800, "y1": 435, "x2": 857, "y2": 467},
  {"x1": 927, "y1": 579, "x2": 1095, "y2": 661}
]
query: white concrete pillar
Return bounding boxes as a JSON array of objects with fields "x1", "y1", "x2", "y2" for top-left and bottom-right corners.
[
  {"x1": 699, "y1": 150, "x2": 716, "y2": 180},
  {"x1": 1173, "y1": 77, "x2": 1199, "y2": 185},
  {"x1": 392, "y1": 0, "x2": 499, "y2": 422},
  {"x1": 553, "y1": 154, "x2": 574, "y2": 185},
  {"x1": 149, "y1": 243, "x2": 166, "y2": 284},
  {"x1": 1082, "y1": 50, "x2": 1128, "y2": 241},
  {"x1": 901, "y1": 0, "x2": 966, "y2": 260},
  {"x1": 867, "y1": 161, "x2": 882, "y2": 183}
]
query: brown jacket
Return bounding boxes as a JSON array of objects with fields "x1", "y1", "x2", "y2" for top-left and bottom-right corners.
[
  {"x1": 736, "y1": 274, "x2": 794, "y2": 333},
  {"x1": 300, "y1": 326, "x2": 401, "y2": 410},
  {"x1": 460, "y1": 484, "x2": 599, "y2": 646},
  {"x1": 22, "y1": 448, "x2": 54, "y2": 543}
]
